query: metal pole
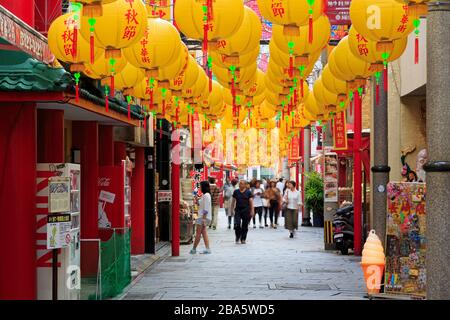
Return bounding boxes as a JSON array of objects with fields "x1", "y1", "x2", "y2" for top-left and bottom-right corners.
[
  {"x1": 52, "y1": 249, "x2": 58, "y2": 300},
  {"x1": 371, "y1": 74, "x2": 389, "y2": 248},
  {"x1": 302, "y1": 125, "x2": 312, "y2": 226},
  {"x1": 171, "y1": 128, "x2": 181, "y2": 256},
  {"x1": 353, "y1": 90, "x2": 363, "y2": 256},
  {"x1": 425, "y1": 0, "x2": 450, "y2": 300}
]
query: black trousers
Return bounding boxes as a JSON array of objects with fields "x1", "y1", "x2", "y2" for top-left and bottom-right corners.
[
  {"x1": 235, "y1": 211, "x2": 251, "y2": 241},
  {"x1": 252, "y1": 206, "x2": 263, "y2": 224},
  {"x1": 269, "y1": 200, "x2": 279, "y2": 225}
]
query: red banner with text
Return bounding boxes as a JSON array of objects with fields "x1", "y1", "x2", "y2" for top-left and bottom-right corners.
[{"x1": 333, "y1": 111, "x2": 348, "y2": 150}]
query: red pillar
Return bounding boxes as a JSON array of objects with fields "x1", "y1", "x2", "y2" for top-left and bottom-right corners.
[
  {"x1": 72, "y1": 122, "x2": 99, "y2": 239},
  {"x1": 37, "y1": 109, "x2": 64, "y2": 163},
  {"x1": 0, "y1": 0, "x2": 35, "y2": 26},
  {"x1": 99, "y1": 125, "x2": 114, "y2": 166},
  {"x1": 114, "y1": 141, "x2": 127, "y2": 166},
  {"x1": 300, "y1": 128, "x2": 305, "y2": 220},
  {"x1": 0, "y1": 103, "x2": 37, "y2": 299},
  {"x1": 353, "y1": 91, "x2": 363, "y2": 256},
  {"x1": 171, "y1": 130, "x2": 180, "y2": 256},
  {"x1": 131, "y1": 147, "x2": 145, "y2": 254}
]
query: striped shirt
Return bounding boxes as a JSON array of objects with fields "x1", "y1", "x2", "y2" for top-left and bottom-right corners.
[{"x1": 210, "y1": 184, "x2": 221, "y2": 207}]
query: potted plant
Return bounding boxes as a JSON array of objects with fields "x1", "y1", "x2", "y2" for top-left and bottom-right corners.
[{"x1": 304, "y1": 171, "x2": 324, "y2": 227}]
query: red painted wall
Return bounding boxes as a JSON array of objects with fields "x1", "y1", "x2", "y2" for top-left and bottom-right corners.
[
  {"x1": 131, "y1": 148, "x2": 145, "y2": 254},
  {"x1": 37, "y1": 109, "x2": 64, "y2": 163},
  {"x1": 99, "y1": 125, "x2": 114, "y2": 166},
  {"x1": 0, "y1": 103, "x2": 37, "y2": 299},
  {"x1": 72, "y1": 121, "x2": 99, "y2": 239},
  {"x1": 0, "y1": 0, "x2": 35, "y2": 27}
]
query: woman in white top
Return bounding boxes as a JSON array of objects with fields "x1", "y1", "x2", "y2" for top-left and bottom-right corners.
[
  {"x1": 190, "y1": 181, "x2": 212, "y2": 254},
  {"x1": 251, "y1": 180, "x2": 265, "y2": 229},
  {"x1": 283, "y1": 180, "x2": 302, "y2": 238}
]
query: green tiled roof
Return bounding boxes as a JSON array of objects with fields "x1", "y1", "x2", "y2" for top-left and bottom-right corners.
[
  {"x1": 0, "y1": 52, "x2": 143, "y2": 120},
  {"x1": 0, "y1": 57, "x2": 72, "y2": 91}
]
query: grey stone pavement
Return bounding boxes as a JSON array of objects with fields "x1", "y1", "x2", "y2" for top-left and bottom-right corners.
[{"x1": 121, "y1": 209, "x2": 367, "y2": 300}]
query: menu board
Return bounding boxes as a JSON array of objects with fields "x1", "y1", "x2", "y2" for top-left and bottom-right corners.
[
  {"x1": 324, "y1": 153, "x2": 338, "y2": 202},
  {"x1": 385, "y1": 182, "x2": 426, "y2": 297}
]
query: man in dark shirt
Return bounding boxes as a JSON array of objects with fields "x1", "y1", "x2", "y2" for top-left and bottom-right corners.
[{"x1": 231, "y1": 180, "x2": 254, "y2": 244}]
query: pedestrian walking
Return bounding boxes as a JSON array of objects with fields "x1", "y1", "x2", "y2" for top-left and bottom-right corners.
[
  {"x1": 208, "y1": 177, "x2": 221, "y2": 230},
  {"x1": 223, "y1": 178, "x2": 237, "y2": 229},
  {"x1": 264, "y1": 180, "x2": 282, "y2": 228},
  {"x1": 190, "y1": 181, "x2": 212, "y2": 254},
  {"x1": 283, "y1": 181, "x2": 301, "y2": 238},
  {"x1": 231, "y1": 180, "x2": 254, "y2": 244},
  {"x1": 251, "y1": 180, "x2": 264, "y2": 228}
]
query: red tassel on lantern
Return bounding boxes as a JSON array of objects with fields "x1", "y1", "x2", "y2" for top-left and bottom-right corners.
[
  {"x1": 90, "y1": 34, "x2": 95, "y2": 64},
  {"x1": 162, "y1": 99, "x2": 166, "y2": 117},
  {"x1": 384, "y1": 67, "x2": 388, "y2": 92},
  {"x1": 308, "y1": 16, "x2": 313, "y2": 44},
  {"x1": 160, "y1": 120, "x2": 162, "y2": 140},
  {"x1": 110, "y1": 75, "x2": 115, "y2": 97},
  {"x1": 105, "y1": 96, "x2": 109, "y2": 112},
  {"x1": 72, "y1": 28, "x2": 78, "y2": 59},
  {"x1": 75, "y1": 84, "x2": 79, "y2": 102},
  {"x1": 289, "y1": 56, "x2": 294, "y2": 78},
  {"x1": 127, "y1": 104, "x2": 131, "y2": 120},
  {"x1": 415, "y1": 37, "x2": 419, "y2": 65},
  {"x1": 300, "y1": 79, "x2": 304, "y2": 98}
]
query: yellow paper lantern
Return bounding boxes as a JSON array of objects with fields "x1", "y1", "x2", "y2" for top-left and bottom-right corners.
[
  {"x1": 244, "y1": 69, "x2": 266, "y2": 97},
  {"x1": 170, "y1": 54, "x2": 200, "y2": 92},
  {"x1": 328, "y1": 37, "x2": 375, "y2": 85},
  {"x1": 73, "y1": 1, "x2": 116, "y2": 17},
  {"x1": 48, "y1": 13, "x2": 103, "y2": 71},
  {"x1": 313, "y1": 77, "x2": 345, "y2": 113},
  {"x1": 347, "y1": 26, "x2": 407, "y2": 69},
  {"x1": 181, "y1": 65, "x2": 208, "y2": 100},
  {"x1": 209, "y1": 45, "x2": 260, "y2": 69},
  {"x1": 256, "y1": 0, "x2": 323, "y2": 34},
  {"x1": 114, "y1": 63, "x2": 145, "y2": 95},
  {"x1": 156, "y1": 45, "x2": 189, "y2": 86},
  {"x1": 80, "y1": 0, "x2": 148, "y2": 58},
  {"x1": 199, "y1": 81, "x2": 225, "y2": 116},
  {"x1": 349, "y1": 0, "x2": 414, "y2": 44},
  {"x1": 174, "y1": 0, "x2": 245, "y2": 41},
  {"x1": 213, "y1": 6, "x2": 261, "y2": 56},
  {"x1": 269, "y1": 40, "x2": 321, "y2": 70},
  {"x1": 272, "y1": 15, "x2": 331, "y2": 57},
  {"x1": 213, "y1": 63, "x2": 257, "y2": 91},
  {"x1": 123, "y1": 17, "x2": 182, "y2": 77},
  {"x1": 321, "y1": 65, "x2": 348, "y2": 100}
]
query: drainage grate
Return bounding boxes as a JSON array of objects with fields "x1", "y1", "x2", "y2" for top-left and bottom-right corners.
[
  {"x1": 274, "y1": 283, "x2": 332, "y2": 291},
  {"x1": 123, "y1": 292, "x2": 158, "y2": 300},
  {"x1": 163, "y1": 258, "x2": 189, "y2": 263},
  {"x1": 303, "y1": 268, "x2": 348, "y2": 273}
]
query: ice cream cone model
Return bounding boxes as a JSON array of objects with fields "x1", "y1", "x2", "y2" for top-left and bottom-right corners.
[{"x1": 361, "y1": 230, "x2": 385, "y2": 295}]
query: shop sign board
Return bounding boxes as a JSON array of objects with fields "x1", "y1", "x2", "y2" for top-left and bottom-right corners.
[
  {"x1": 0, "y1": 5, "x2": 54, "y2": 63},
  {"x1": 158, "y1": 190, "x2": 172, "y2": 202},
  {"x1": 333, "y1": 111, "x2": 348, "y2": 150},
  {"x1": 47, "y1": 214, "x2": 72, "y2": 250},
  {"x1": 325, "y1": 0, "x2": 351, "y2": 25}
]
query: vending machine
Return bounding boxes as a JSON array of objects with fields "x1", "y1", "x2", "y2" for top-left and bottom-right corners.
[
  {"x1": 98, "y1": 160, "x2": 131, "y2": 229},
  {"x1": 36, "y1": 163, "x2": 81, "y2": 300}
]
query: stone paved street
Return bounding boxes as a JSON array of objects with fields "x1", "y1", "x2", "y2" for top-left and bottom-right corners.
[{"x1": 121, "y1": 209, "x2": 367, "y2": 300}]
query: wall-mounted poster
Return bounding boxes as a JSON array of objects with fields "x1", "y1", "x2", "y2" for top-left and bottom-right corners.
[
  {"x1": 385, "y1": 182, "x2": 426, "y2": 297},
  {"x1": 48, "y1": 177, "x2": 71, "y2": 213}
]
